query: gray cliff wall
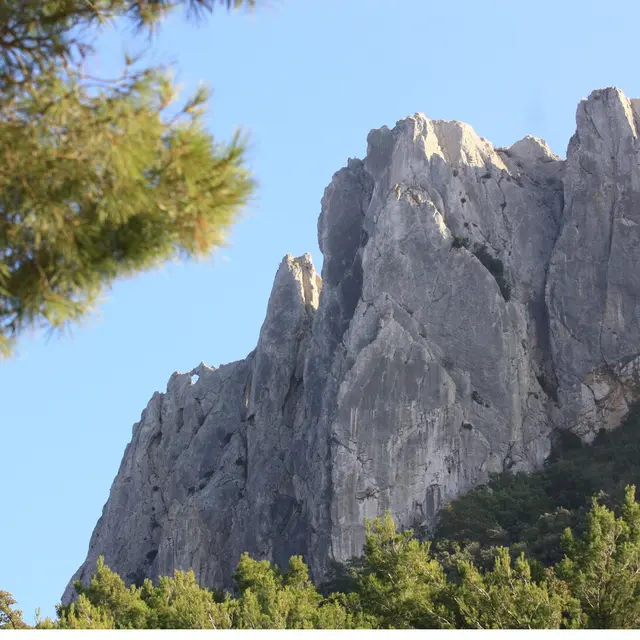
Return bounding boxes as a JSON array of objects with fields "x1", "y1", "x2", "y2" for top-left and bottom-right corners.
[{"x1": 63, "y1": 87, "x2": 640, "y2": 603}]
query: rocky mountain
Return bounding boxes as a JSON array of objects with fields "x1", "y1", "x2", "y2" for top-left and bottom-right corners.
[{"x1": 63, "y1": 87, "x2": 640, "y2": 603}]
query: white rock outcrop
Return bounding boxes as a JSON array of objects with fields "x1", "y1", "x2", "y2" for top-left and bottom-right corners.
[{"x1": 63, "y1": 88, "x2": 640, "y2": 602}]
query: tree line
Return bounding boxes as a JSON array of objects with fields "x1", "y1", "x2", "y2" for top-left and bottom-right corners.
[
  {"x1": 2, "y1": 485, "x2": 640, "y2": 629},
  {"x1": 7, "y1": 401, "x2": 640, "y2": 629}
]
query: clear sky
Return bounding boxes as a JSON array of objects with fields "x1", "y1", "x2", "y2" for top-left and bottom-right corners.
[{"x1": 2, "y1": 0, "x2": 640, "y2": 624}]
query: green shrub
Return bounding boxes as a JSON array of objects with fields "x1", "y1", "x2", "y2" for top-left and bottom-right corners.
[{"x1": 452, "y1": 235, "x2": 470, "y2": 249}]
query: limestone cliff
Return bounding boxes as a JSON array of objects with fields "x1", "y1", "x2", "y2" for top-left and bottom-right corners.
[{"x1": 63, "y1": 87, "x2": 640, "y2": 603}]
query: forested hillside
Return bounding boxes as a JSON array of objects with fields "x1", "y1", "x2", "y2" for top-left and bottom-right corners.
[{"x1": 434, "y1": 400, "x2": 640, "y2": 568}]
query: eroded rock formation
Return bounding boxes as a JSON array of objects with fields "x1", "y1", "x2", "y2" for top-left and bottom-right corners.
[{"x1": 63, "y1": 87, "x2": 640, "y2": 602}]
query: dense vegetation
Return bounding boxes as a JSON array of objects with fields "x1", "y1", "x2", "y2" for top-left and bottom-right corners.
[
  {"x1": 435, "y1": 400, "x2": 640, "y2": 568},
  {"x1": 4, "y1": 403, "x2": 640, "y2": 629}
]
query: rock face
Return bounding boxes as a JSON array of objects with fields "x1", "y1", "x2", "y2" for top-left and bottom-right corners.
[{"x1": 63, "y1": 87, "x2": 640, "y2": 602}]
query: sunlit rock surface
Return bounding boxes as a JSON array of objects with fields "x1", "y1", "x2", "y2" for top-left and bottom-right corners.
[{"x1": 64, "y1": 88, "x2": 640, "y2": 603}]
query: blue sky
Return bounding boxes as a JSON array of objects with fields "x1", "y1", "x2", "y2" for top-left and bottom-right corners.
[{"x1": 2, "y1": 0, "x2": 640, "y2": 624}]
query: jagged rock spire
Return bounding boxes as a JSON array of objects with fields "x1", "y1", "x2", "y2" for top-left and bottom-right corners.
[{"x1": 64, "y1": 88, "x2": 640, "y2": 603}]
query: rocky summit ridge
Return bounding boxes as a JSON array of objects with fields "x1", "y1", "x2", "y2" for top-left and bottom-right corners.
[{"x1": 63, "y1": 87, "x2": 640, "y2": 602}]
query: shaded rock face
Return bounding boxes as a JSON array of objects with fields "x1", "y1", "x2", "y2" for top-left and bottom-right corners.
[{"x1": 64, "y1": 87, "x2": 640, "y2": 602}]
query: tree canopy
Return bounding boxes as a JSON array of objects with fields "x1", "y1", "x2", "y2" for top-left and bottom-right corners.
[
  {"x1": 434, "y1": 400, "x2": 640, "y2": 568},
  {"x1": 0, "y1": 0, "x2": 258, "y2": 357},
  {"x1": 8, "y1": 484, "x2": 640, "y2": 629},
  {"x1": 0, "y1": 591, "x2": 29, "y2": 629}
]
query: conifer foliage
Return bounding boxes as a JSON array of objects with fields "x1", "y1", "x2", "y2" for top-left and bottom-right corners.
[
  {"x1": 0, "y1": 1, "x2": 257, "y2": 357},
  {"x1": 0, "y1": 591, "x2": 29, "y2": 629},
  {"x1": 7, "y1": 489, "x2": 640, "y2": 629}
]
